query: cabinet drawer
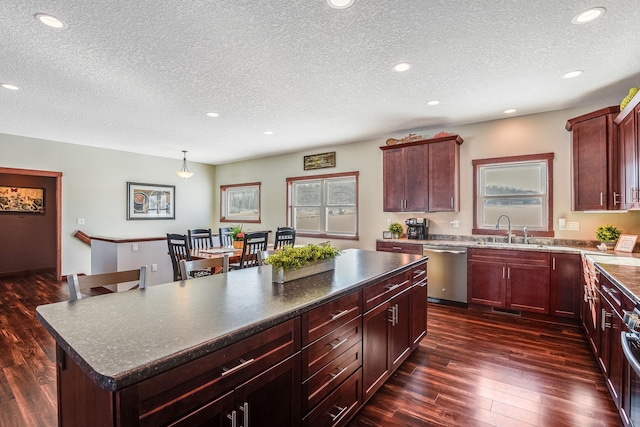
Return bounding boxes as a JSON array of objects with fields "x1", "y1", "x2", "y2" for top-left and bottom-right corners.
[
  {"x1": 412, "y1": 263, "x2": 427, "y2": 286},
  {"x1": 376, "y1": 241, "x2": 423, "y2": 255},
  {"x1": 302, "y1": 316, "x2": 362, "y2": 380},
  {"x1": 302, "y1": 342, "x2": 362, "y2": 413},
  {"x1": 303, "y1": 368, "x2": 362, "y2": 427},
  {"x1": 127, "y1": 318, "x2": 300, "y2": 427},
  {"x1": 468, "y1": 248, "x2": 549, "y2": 266},
  {"x1": 363, "y1": 270, "x2": 412, "y2": 312},
  {"x1": 302, "y1": 291, "x2": 361, "y2": 346}
]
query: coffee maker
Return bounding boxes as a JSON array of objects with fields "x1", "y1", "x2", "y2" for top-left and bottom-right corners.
[{"x1": 405, "y1": 218, "x2": 428, "y2": 240}]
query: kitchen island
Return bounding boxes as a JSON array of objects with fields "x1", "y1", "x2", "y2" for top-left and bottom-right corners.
[{"x1": 37, "y1": 249, "x2": 427, "y2": 426}]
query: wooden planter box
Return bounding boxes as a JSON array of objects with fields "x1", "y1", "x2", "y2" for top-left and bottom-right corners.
[{"x1": 272, "y1": 259, "x2": 335, "y2": 284}]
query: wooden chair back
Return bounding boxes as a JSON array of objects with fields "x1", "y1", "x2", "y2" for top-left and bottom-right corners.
[
  {"x1": 274, "y1": 227, "x2": 296, "y2": 250},
  {"x1": 66, "y1": 266, "x2": 148, "y2": 301},
  {"x1": 179, "y1": 255, "x2": 230, "y2": 279},
  {"x1": 238, "y1": 231, "x2": 269, "y2": 269},
  {"x1": 218, "y1": 227, "x2": 233, "y2": 247},
  {"x1": 167, "y1": 233, "x2": 192, "y2": 281},
  {"x1": 188, "y1": 228, "x2": 214, "y2": 250}
]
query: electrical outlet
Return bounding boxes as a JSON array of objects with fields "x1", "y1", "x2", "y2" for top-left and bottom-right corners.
[
  {"x1": 132, "y1": 243, "x2": 139, "y2": 252},
  {"x1": 76, "y1": 218, "x2": 85, "y2": 225},
  {"x1": 450, "y1": 220, "x2": 459, "y2": 228},
  {"x1": 151, "y1": 264, "x2": 158, "y2": 272}
]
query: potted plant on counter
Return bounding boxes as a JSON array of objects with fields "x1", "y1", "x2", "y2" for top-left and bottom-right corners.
[
  {"x1": 264, "y1": 242, "x2": 342, "y2": 283},
  {"x1": 230, "y1": 225, "x2": 245, "y2": 249},
  {"x1": 389, "y1": 222, "x2": 403, "y2": 239},
  {"x1": 596, "y1": 224, "x2": 622, "y2": 249}
]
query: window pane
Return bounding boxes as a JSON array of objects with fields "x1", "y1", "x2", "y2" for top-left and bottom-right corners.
[
  {"x1": 326, "y1": 179, "x2": 356, "y2": 206},
  {"x1": 294, "y1": 207, "x2": 321, "y2": 232},
  {"x1": 482, "y1": 197, "x2": 544, "y2": 228},
  {"x1": 293, "y1": 181, "x2": 321, "y2": 206},
  {"x1": 326, "y1": 207, "x2": 357, "y2": 234},
  {"x1": 481, "y1": 162, "x2": 545, "y2": 196}
]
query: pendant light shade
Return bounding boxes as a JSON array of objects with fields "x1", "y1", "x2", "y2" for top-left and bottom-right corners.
[{"x1": 176, "y1": 150, "x2": 194, "y2": 179}]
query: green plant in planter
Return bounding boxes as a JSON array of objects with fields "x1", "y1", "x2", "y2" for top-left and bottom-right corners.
[
  {"x1": 388, "y1": 222, "x2": 403, "y2": 237},
  {"x1": 264, "y1": 243, "x2": 342, "y2": 271},
  {"x1": 230, "y1": 225, "x2": 245, "y2": 241},
  {"x1": 595, "y1": 224, "x2": 622, "y2": 242}
]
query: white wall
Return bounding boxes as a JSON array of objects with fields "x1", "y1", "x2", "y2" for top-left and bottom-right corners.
[
  {"x1": 1, "y1": 133, "x2": 217, "y2": 276},
  {"x1": 214, "y1": 103, "x2": 640, "y2": 249}
]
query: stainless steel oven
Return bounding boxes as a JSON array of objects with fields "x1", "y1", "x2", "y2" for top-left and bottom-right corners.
[{"x1": 622, "y1": 309, "x2": 640, "y2": 426}]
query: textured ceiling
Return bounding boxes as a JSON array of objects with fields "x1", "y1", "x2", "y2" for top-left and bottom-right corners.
[{"x1": 1, "y1": 1, "x2": 639, "y2": 165}]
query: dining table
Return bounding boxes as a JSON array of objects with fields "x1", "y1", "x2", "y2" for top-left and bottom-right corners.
[{"x1": 191, "y1": 245, "x2": 275, "y2": 265}]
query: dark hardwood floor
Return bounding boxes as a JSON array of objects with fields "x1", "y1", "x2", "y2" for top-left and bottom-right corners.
[{"x1": 0, "y1": 272, "x2": 623, "y2": 426}]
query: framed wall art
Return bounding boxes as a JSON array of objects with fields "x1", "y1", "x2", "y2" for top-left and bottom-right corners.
[
  {"x1": 127, "y1": 182, "x2": 175, "y2": 220},
  {"x1": 220, "y1": 182, "x2": 261, "y2": 223},
  {"x1": 304, "y1": 151, "x2": 336, "y2": 170},
  {"x1": 0, "y1": 186, "x2": 45, "y2": 214}
]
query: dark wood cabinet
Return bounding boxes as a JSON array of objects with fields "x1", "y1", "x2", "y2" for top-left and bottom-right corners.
[
  {"x1": 380, "y1": 135, "x2": 462, "y2": 212},
  {"x1": 615, "y1": 93, "x2": 640, "y2": 209},
  {"x1": 382, "y1": 143, "x2": 428, "y2": 212},
  {"x1": 550, "y1": 253, "x2": 581, "y2": 318},
  {"x1": 566, "y1": 106, "x2": 620, "y2": 211},
  {"x1": 581, "y1": 256, "x2": 601, "y2": 356},
  {"x1": 410, "y1": 264, "x2": 428, "y2": 349},
  {"x1": 468, "y1": 248, "x2": 550, "y2": 314}
]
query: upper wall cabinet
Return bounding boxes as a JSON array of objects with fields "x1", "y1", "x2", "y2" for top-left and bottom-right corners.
[
  {"x1": 380, "y1": 135, "x2": 463, "y2": 212},
  {"x1": 614, "y1": 92, "x2": 640, "y2": 209},
  {"x1": 566, "y1": 106, "x2": 620, "y2": 211}
]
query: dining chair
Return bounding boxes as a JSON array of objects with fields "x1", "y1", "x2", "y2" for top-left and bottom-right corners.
[
  {"x1": 233, "y1": 231, "x2": 269, "y2": 269},
  {"x1": 218, "y1": 227, "x2": 233, "y2": 247},
  {"x1": 274, "y1": 226, "x2": 296, "y2": 250},
  {"x1": 188, "y1": 228, "x2": 214, "y2": 250},
  {"x1": 179, "y1": 255, "x2": 230, "y2": 279},
  {"x1": 66, "y1": 266, "x2": 148, "y2": 301},
  {"x1": 167, "y1": 233, "x2": 192, "y2": 281}
]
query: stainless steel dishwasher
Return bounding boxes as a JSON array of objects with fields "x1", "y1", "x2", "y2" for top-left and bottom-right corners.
[{"x1": 423, "y1": 245, "x2": 468, "y2": 303}]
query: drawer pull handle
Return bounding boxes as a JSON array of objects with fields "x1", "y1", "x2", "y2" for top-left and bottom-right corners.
[
  {"x1": 385, "y1": 283, "x2": 402, "y2": 292},
  {"x1": 392, "y1": 246, "x2": 403, "y2": 250},
  {"x1": 330, "y1": 309, "x2": 349, "y2": 321},
  {"x1": 227, "y1": 410, "x2": 237, "y2": 427},
  {"x1": 221, "y1": 358, "x2": 255, "y2": 377},
  {"x1": 329, "y1": 405, "x2": 348, "y2": 422},
  {"x1": 330, "y1": 366, "x2": 348, "y2": 380},
  {"x1": 414, "y1": 269, "x2": 426, "y2": 278},
  {"x1": 330, "y1": 337, "x2": 348, "y2": 350}
]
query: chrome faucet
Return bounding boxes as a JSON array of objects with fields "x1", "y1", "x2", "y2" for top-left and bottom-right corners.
[
  {"x1": 495, "y1": 214, "x2": 513, "y2": 244},
  {"x1": 523, "y1": 226, "x2": 531, "y2": 244}
]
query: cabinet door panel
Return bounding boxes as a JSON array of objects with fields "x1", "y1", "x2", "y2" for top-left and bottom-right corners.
[
  {"x1": 507, "y1": 263, "x2": 550, "y2": 314},
  {"x1": 410, "y1": 280, "x2": 427, "y2": 349},
  {"x1": 389, "y1": 289, "x2": 412, "y2": 369},
  {"x1": 428, "y1": 140, "x2": 457, "y2": 211},
  {"x1": 572, "y1": 116, "x2": 609, "y2": 210},
  {"x1": 619, "y1": 111, "x2": 637, "y2": 209},
  {"x1": 551, "y1": 253, "x2": 581, "y2": 318},
  {"x1": 362, "y1": 301, "x2": 391, "y2": 401},
  {"x1": 403, "y1": 144, "x2": 428, "y2": 212},
  {"x1": 167, "y1": 391, "x2": 234, "y2": 427},
  {"x1": 234, "y1": 353, "x2": 301, "y2": 427},
  {"x1": 468, "y1": 260, "x2": 505, "y2": 307},
  {"x1": 382, "y1": 149, "x2": 405, "y2": 211}
]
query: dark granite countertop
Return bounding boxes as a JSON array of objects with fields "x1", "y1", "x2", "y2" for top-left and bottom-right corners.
[{"x1": 36, "y1": 249, "x2": 425, "y2": 392}]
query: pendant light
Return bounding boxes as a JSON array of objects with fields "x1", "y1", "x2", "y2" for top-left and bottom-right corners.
[{"x1": 176, "y1": 150, "x2": 194, "y2": 179}]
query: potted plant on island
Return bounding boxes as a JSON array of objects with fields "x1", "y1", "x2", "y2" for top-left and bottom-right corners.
[
  {"x1": 389, "y1": 222, "x2": 403, "y2": 239},
  {"x1": 596, "y1": 224, "x2": 622, "y2": 249},
  {"x1": 230, "y1": 225, "x2": 245, "y2": 249},
  {"x1": 263, "y1": 242, "x2": 342, "y2": 283}
]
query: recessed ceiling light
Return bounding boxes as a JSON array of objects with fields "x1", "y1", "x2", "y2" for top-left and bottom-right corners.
[
  {"x1": 504, "y1": 109, "x2": 517, "y2": 114},
  {"x1": 206, "y1": 112, "x2": 219, "y2": 118},
  {"x1": 427, "y1": 100, "x2": 439, "y2": 106},
  {"x1": 1, "y1": 83, "x2": 20, "y2": 91},
  {"x1": 327, "y1": 0, "x2": 355, "y2": 9},
  {"x1": 34, "y1": 13, "x2": 68, "y2": 29},
  {"x1": 572, "y1": 7, "x2": 606, "y2": 24},
  {"x1": 264, "y1": 131, "x2": 274, "y2": 135},
  {"x1": 562, "y1": 70, "x2": 583, "y2": 79},
  {"x1": 393, "y1": 62, "x2": 412, "y2": 73}
]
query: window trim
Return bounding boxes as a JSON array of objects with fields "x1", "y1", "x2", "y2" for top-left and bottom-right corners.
[
  {"x1": 286, "y1": 171, "x2": 359, "y2": 240},
  {"x1": 472, "y1": 153, "x2": 554, "y2": 237}
]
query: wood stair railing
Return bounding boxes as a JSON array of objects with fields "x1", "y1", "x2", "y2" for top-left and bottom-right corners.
[{"x1": 73, "y1": 230, "x2": 91, "y2": 246}]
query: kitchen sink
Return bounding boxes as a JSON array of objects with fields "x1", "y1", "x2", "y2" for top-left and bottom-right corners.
[{"x1": 474, "y1": 242, "x2": 553, "y2": 249}]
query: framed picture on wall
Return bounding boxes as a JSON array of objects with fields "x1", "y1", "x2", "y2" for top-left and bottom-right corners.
[
  {"x1": 0, "y1": 186, "x2": 45, "y2": 214},
  {"x1": 126, "y1": 182, "x2": 175, "y2": 220},
  {"x1": 220, "y1": 182, "x2": 261, "y2": 223}
]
